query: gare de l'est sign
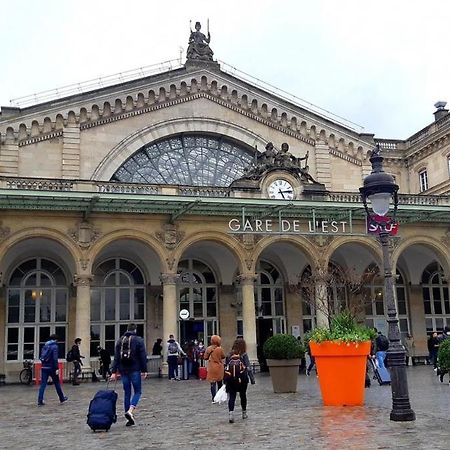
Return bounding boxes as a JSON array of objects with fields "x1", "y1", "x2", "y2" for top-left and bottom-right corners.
[{"x1": 228, "y1": 212, "x2": 399, "y2": 236}]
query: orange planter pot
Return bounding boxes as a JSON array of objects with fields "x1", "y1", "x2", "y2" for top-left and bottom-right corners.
[{"x1": 310, "y1": 341, "x2": 371, "y2": 406}]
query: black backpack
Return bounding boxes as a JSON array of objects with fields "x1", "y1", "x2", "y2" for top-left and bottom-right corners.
[
  {"x1": 66, "y1": 349, "x2": 74, "y2": 362},
  {"x1": 225, "y1": 355, "x2": 246, "y2": 383},
  {"x1": 120, "y1": 336, "x2": 133, "y2": 366},
  {"x1": 377, "y1": 334, "x2": 389, "y2": 351}
]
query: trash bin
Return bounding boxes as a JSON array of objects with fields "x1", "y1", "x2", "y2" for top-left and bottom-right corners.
[{"x1": 34, "y1": 360, "x2": 64, "y2": 385}]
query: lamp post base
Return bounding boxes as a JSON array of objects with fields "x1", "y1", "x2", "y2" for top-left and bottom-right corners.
[{"x1": 390, "y1": 409, "x2": 416, "y2": 422}]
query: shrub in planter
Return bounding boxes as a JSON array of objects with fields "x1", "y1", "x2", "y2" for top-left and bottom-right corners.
[
  {"x1": 263, "y1": 334, "x2": 304, "y2": 393},
  {"x1": 263, "y1": 334, "x2": 305, "y2": 360},
  {"x1": 309, "y1": 310, "x2": 376, "y2": 344},
  {"x1": 438, "y1": 338, "x2": 450, "y2": 372}
]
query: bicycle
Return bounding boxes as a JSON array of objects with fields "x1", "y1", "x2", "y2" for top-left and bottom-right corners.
[{"x1": 19, "y1": 360, "x2": 34, "y2": 385}]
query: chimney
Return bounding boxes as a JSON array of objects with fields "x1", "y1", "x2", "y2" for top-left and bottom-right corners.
[{"x1": 434, "y1": 101, "x2": 449, "y2": 121}]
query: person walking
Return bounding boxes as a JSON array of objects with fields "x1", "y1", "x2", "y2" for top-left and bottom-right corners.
[
  {"x1": 306, "y1": 341, "x2": 316, "y2": 376},
  {"x1": 404, "y1": 334, "x2": 415, "y2": 366},
  {"x1": 97, "y1": 346, "x2": 111, "y2": 381},
  {"x1": 225, "y1": 338, "x2": 255, "y2": 423},
  {"x1": 110, "y1": 323, "x2": 148, "y2": 427},
  {"x1": 204, "y1": 335, "x2": 225, "y2": 402},
  {"x1": 429, "y1": 331, "x2": 440, "y2": 370},
  {"x1": 37, "y1": 334, "x2": 68, "y2": 406},
  {"x1": 166, "y1": 334, "x2": 186, "y2": 380},
  {"x1": 71, "y1": 337, "x2": 84, "y2": 385}
]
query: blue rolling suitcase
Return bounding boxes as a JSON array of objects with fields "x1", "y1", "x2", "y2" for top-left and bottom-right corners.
[
  {"x1": 370, "y1": 358, "x2": 391, "y2": 386},
  {"x1": 87, "y1": 381, "x2": 118, "y2": 432}
]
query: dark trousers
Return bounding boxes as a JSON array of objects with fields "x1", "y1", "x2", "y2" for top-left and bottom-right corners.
[
  {"x1": 307, "y1": 356, "x2": 316, "y2": 373},
  {"x1": 168, "y1": 355, "x2": 178, "y2": 379},
  {"x1": 100, "y1": 363, "x2": 110, "y2": 380},
  {"x1": 227, "y1": 381, "x2": 248, "y2": 412},
  {"x1": 38, "y1": 368, "x2": 65, "y2": 404},
  {"x1": 73, "y1": 361, "x2": 81, "y2": 383}
]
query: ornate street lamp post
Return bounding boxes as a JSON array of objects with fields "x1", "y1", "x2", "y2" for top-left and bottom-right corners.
[{"x1": 360, "y1": 145, "x2": 416, "y2": 422}]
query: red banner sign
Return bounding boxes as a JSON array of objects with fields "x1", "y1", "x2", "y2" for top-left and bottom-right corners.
[{"x1": 367, "y1": 215, "x2": 399, "y2": 236}]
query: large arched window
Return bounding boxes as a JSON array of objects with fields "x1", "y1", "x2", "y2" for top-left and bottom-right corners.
[
  {"x1": 363, "y1": 264, "x2": 410, "y2": 338},
  {"x1": 6, "y1": 258, "x2": 68, "y2": 361},
  {"x1": 422, "y1": 262, "x2": 449, "y2": 333},
  {"x1": 177, "y1": 259, "x2": 218, "y2": 344},
  {"x1": 254, "y1": 261, "x2": 286, "y2": 339},
  {"x1": 112, "y1": 134, "x2": 254, "y2": 186},
  {"x1": 90, "y1": 258, "x2": 146, "y2": 356}
]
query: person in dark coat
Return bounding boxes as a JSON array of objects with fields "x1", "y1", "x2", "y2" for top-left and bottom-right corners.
[
  {"x1": 97, "y1": 346, "x2": 111, "y2": 380},
  {"x1": 71, "y1": 337, "x2": 84, "y2": 385},
  {"x1": 37, "y1": 334, "x2": 68, "y2": 406},
  {"x1": 224, "y1": 338, "x2": 255, "y2": 423},
  {"x1": 110, "y1": 323, "x2": 148, "y2": 427}
]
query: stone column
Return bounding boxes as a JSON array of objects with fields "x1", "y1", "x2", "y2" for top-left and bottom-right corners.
[
  {"x1": 314, "y1": 142, "x2": 331, "y2": 189},
  {"x1": 238, "y1": 274, "x2": 257, "y2": 361},
  {"x1": 73, "y1": 274, "x2": 93, "y2": 368},
  {"x1": 409, "y1": 285, "x2": 427, "y2": 355},
  {"x1": 160, "y1": 273, "x2": 179, "y2": 355},
  {"x1": 218, "y1": 285, "x2": 236, "y2": 352}
]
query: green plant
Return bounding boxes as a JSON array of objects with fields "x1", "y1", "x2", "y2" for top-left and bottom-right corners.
[
  {"x1": 309, "y1": 310, "x2": 376, "y2": 344},
  {"x1": 438, "y1": 339, "x2": 450, "y2": 371},
  {"x1": 263, "y1": 334, "x2": 305, "y2": 360}
]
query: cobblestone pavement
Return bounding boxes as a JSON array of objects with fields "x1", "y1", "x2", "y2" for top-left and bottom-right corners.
[{"x1": 0, "y1": 366, "x2": 449, "y2": 450}]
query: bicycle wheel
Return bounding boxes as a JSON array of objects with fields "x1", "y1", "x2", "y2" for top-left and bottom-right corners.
[{"x1": 19, "y1": 368, "x2": 32, "y2": 385}]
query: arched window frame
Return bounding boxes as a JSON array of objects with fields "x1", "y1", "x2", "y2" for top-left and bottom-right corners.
[
  {"x1": 90, "y1": 258, "x2": 146, "y2": 357},
  {"x1": 5, "y1": 258, "x2": 69, "y2": 362},
  {"x1": 422, "y1": 262, "x2": 450, "y2": 333},
  {"x1": 111, "y1": 134, "x2": 255, "y2": 187}
]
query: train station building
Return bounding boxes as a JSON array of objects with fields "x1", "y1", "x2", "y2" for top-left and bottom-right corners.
[{"x1": 0, "y1": 26, "x2": 449, "y2": 379}]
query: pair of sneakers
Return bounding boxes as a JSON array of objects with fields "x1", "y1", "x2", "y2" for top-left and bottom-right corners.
[{"x1": 125, "y1": 409, "x2": 135, "y2": 427}]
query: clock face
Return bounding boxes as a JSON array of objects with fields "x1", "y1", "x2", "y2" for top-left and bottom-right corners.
[{"x1": 268, "y1": 179, "x2": 294, "y2": 200}]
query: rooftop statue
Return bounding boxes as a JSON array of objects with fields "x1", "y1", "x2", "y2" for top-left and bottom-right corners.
[
  {"x1": 186, "y1": 21, "x2": 214, "y2": 61},
  {"x1": 240, "y1": 142, "x2": 318, "y2": 184}
]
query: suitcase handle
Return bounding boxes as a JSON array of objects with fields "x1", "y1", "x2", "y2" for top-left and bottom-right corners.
[{"x1": 106, "y1": 377, "x2": 118, "y2": 391}]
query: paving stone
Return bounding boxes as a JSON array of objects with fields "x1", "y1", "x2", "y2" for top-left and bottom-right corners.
[{"x1": 0, "y1": 366, "x2": 449, "y2": 449}]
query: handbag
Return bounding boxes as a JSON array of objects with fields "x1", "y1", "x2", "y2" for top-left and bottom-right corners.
[{"x1": 213, "y1": 384, "x2": 228, "y2": 404}]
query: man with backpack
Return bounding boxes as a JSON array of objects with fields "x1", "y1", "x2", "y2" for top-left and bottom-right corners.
[
  {"x1": 37, "y1": 334, "x2": 68, "y2": 406},
  {"x1": 166, "y1": 334, "x2": 186, "y2": 381},
  {"x1": 110, "y1": 324, "x2": 148, "y2": 427}
]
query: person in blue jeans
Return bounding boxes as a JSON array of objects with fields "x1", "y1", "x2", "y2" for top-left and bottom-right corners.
[
  {"x1": 110, "y1": 323, "x2": 148, "y2": 427},
  {"x1": 37, "y1": 334, "x2": 68, "y2": 406}
]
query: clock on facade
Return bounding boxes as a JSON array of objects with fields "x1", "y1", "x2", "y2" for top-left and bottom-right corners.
[{"x1": 267, "y1": 179, "x2": 294, "y2": 200}]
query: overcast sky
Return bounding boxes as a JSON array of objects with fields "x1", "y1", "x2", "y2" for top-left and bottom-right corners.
[{"x1": 1, "y1": 0, "x2": 449, "y2": 139}]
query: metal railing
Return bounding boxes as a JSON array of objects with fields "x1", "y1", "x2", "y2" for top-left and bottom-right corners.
[
  {"x1": 9, "y1": 59, "x2": 183, "y2": 108},
  {"x1": 1, "y1": 176, "x2": 448, "y2": 207}
]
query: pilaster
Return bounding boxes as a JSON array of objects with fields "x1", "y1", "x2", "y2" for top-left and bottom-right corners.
[
  {"x1": 314, "y1": 143, "x2": 331, "y2": 189},
  {"x1": 236, "y1": 273, "x2": 257, "y2": 361},
  {"x1": 73, "y1": 274, "x2": 93, "y2": 367},
  {"x1": 62, "y1": 124, "x2": 80, "y2": 179}
]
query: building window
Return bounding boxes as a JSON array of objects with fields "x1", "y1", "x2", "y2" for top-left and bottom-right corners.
[
  {"x1": 90, "y1": 258, "x2": 146, "y2": 357},
  {"x1": 177, "y1": 259, "x2": 218, "y2": 344},
  {"x1": 448, "y1": 155, "x2": 450, "y2": 177},
  {"x1": 419, "y1": 169, "x2": 428, "y2": 192},
  {"x1": 112, "y1": 134, "x2": 255, "y2": 187},
  {"x1": 422, "y1": 262, "x2": 449, "y2": 333},
  {"x1": 6, "y1": 258, "x2": 68, "y2": 361},
  {"x1": 363, "y1": 265, "x2": 410, "y2": 339}
]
